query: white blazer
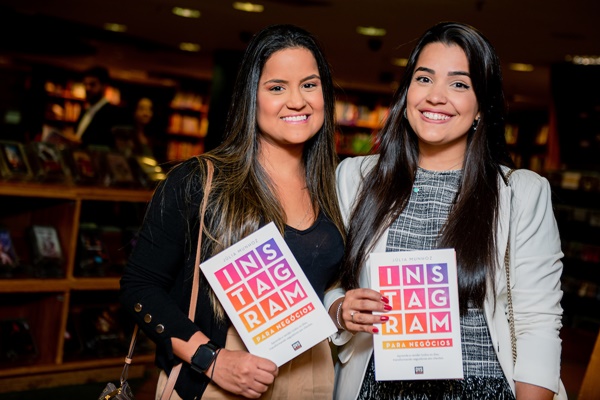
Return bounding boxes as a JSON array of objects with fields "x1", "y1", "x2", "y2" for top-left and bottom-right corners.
[{"x1": 325, "y1": 155, "x2": 566, "y2": 400}]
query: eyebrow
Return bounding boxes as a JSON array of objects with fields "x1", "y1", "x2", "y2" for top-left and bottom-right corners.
[
  {"x1": 415, "y1": 66, "x2": 470, "y2": 77},
  {"x1": 262, "y1": 74, "x2": 321, "y2": 85}
]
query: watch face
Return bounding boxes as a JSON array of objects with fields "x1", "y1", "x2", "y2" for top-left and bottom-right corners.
[{"x1": 191, "y1": 342, "x2": 219, "y2": 373}]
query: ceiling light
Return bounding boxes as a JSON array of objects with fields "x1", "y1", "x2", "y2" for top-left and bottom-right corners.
[
  {"x1": 392, "y1": 58, "x2": 408, "y2": 67},
  {"x1": 233, "y1": 2, "x2": 264, "y2": 12},
  {"x1": 172, "y1": 7, "x2": 201, "y2": 18},
  {"x1": 104, "y1": 23, "x2": 127, "y2": 33},
  {"x1": 566, "y1": 55, "x2": 600, "y2": 65},
  {"x1": 357, "y1": 26, "x2": 386, "y2": 37},
  {"x1": 508, "y1": 63, "x2": 534, "y2": 72},
  {"x1": 179, "y1": 42, "x2": 201, "y2": 52}
]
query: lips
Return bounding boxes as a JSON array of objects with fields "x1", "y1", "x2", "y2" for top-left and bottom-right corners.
[
  {"x1": 422, "y1": 111, "x2": 451, "y2": 121},
  {"x1": 281, "y1": 114, "x2": 309, "y2": 122}
]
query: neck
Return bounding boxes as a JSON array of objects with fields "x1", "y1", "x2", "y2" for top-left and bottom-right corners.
[
  {"x1": 418, "y1": 156, "x2": 463, "y2": 171},
  {"x1": 258, "y1": 141, "x2": 305, "y2": 180}
]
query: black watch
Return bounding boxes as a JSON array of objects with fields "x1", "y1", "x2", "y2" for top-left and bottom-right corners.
[{"x1": 190, "y1": 341, "x2": 220, "y2": 374}]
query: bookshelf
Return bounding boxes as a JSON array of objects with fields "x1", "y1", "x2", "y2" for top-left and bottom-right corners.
[{"x1": 0, "y1": 182, "x2": 155, "y2": 393}]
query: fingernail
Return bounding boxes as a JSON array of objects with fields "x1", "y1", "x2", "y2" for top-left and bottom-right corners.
[
  {"x1": 372, "y1": 327, "x2": 379, "y2": 333},
  {"x1": 380, "y1": 316, "x2": 389, "y2": 322},
  {"x1": 381, "y1": 296, "x2": 389, "y2": 304},
  {"x1": 384, "y1": 304, "x2": 392, "y2": 311}
]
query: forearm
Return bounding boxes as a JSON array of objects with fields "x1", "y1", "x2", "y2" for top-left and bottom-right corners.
[{"x1": 515, "y1": 381, "x2": 554, "y2": 400}]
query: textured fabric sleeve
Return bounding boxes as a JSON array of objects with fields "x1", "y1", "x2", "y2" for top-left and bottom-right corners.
[
  {"x1": 510, "y1": 170, "x2": 564, "y2": 393},
  {"x1": 120, "y1": 158, "x2": 202, "y2": 359}
]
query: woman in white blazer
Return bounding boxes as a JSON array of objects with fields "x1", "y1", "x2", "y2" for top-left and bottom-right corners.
[{"x1": 325, "y1": 22, "x2": 565, "y2": 400}]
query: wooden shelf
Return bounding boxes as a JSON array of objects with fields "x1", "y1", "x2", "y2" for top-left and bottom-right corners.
[
  {"x1": 0, "y1": 182, "x2": 152, "y2": 202},
  {"x1": 0, "y1": 182, "x2": 78, "y2": 199},
  {"x1": 0, "y1": 181, "x2": 153, "y2": 388},
  {"x1": 0, "y1": 278, "x2": 69, "y2": 293},
  {"x1": 0, "y1": 354, "x2": 155, "y2": 378},
  {"x1": 70, "y1": 276, "x2": 121, "y2": 290},
  {"x1": 0, "y1": 362, "x2": 151, "y2": 393}
]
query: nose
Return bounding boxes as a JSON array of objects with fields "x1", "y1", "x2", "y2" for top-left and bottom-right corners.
[
  {"x1": 426, "y1": 83, "x2": 447, "y2": 104},
  {"x1": 286, "y1": 88, "x2": 307, "y2": 110}
]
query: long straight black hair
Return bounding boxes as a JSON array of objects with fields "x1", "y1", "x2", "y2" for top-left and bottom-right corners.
[
  {"x1": 183, "y1": 24, "x2": 344, "y2": 319},
  {"x1": 340, "y1": 22, "x2": 514, "y2": 313}
]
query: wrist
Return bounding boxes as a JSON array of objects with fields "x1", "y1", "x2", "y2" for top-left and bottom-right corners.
[{"x1": 190, "y1": 341, "x2": 220, "y2": 375}]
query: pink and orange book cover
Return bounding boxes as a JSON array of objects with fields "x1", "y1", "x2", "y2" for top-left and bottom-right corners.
[
  {"x1": 370, "y1": 248, "x2": 464, "y2": 381},
  {"x1": 201, "y1": 222, "x2": 337, "y2": 366}
]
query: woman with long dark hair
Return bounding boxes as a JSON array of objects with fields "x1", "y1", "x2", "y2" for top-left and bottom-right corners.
[
  {"x1": 326, "y1": 22, "x2": 564, "y2": 400},
  {"x1": 121, "y1": 24, "x2": 344, "y2": 399}
]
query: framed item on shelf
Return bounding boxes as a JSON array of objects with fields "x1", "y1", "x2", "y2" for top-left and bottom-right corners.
[
  {"x1": 27, "y1": 141, "x2": 69, "y2": 182},
  {"x1": 0, "y1": 318, "x2": 38, "y2": 364},
  {"x1": 30, "y1": 225, "x2": 64, "y2": 267},
  {"x1": 105, "y1": 152, "x2": 136, "y2": 187},
  {"x1": 62, "y1": 148, "x2": 99, "y2": 185},
  {"x1": 0, "y1": 228, "x2": 18, "y2": 275},
  {"x1": 41, "y1": 125, "x2": 77, "y2": 146},
  {"x1": 76, "y1": 224, "x2": 111, "y2": 276},
  {"x1": 0, "y1": 141, "x2": 33, "y2": 181}
]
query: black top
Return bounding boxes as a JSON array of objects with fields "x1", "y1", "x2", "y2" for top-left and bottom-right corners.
[
  {"x1": 76, "y1": 101, "x2": 123, "y2": 148},
  {"x1": 120, "y1": 157, "x2": 343, "y2": 399}
]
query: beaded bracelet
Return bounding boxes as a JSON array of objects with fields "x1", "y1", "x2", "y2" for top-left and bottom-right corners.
[{"x1": 335, "y1": 300, "x2": 344, "y2": 330}]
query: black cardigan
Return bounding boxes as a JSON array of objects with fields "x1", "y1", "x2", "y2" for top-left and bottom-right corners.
[{"x1": 120, "y1": 158, "x2": 343, "y2": 399}]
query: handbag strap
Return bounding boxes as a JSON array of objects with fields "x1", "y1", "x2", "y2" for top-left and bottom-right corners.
[
  {"x1": 161, "y1": 158, "x2": 214, "y2": 400},
  {"x1": 119, "y1": 324, "x2": 139, "y2": 384},
  {"x1": 503, "y1": 168, "x2": 517, "y2": 365}
]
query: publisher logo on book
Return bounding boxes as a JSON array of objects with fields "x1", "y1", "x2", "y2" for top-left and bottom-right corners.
[
  {"x1": 292, "y1": 341, "x2": 302, "y2": 351},
  {"x1": 415, "y1": 366, "x2": 424, "y2": 374}
]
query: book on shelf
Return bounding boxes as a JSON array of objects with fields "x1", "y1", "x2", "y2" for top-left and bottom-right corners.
[
  {"x1": 369, "y1": 248, "x2": 463, "y2": 381},
  {"x1": 200, "y1": 222, "x2": 337, "y2": 366}
]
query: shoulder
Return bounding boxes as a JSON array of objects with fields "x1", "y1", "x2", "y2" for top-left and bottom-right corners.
[
  {"x1": 336, "y1": 155, "x2": 379, "y2": 214},
  {"x1": 503, "y1": 167, "x2": 549, "y2": 194},
  {"x1": 156, "y1": 157, "x2": 203, "y2": 199},
  {"x1": 337, "y1": 155, "x2": 379, "y2": 179},
  {"x1": 502, "y1": 167, "x2": 553, "y2": 213}
]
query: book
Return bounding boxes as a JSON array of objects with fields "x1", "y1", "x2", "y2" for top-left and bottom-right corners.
[
  {"x1": 200, "y1": 222, "x2": 337, "y2": 366},
  {"x1": 369, "y1": 248, "x2": 463, "y2": 381}
]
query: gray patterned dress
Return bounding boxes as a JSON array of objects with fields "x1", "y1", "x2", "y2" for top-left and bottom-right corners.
[{"x1": 357, "y1": 168, "x2": 515, "y2": 400}]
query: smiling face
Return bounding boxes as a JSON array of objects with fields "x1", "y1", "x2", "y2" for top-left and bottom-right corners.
[
  {"x1": 406, "y1": 42, "x2": 479, "y2": 166},
  {"x1": 135, "y1": 98, "x2": 153, "y2": 126},
  {"x1": 256, "y1": 47, "x2": 324, "y2": 151}
]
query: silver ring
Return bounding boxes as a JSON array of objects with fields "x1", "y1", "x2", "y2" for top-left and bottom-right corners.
[{"x1": 350, "y1": 311, "x2": 358, "y2": 323}]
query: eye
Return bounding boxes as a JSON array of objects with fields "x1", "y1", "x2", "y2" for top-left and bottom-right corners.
[
  {"x1": 302, "y1": 82, "x2": 318, "y2": 89},
  {"x1": 269, "y1": 85, "x2": 284, "y2": 92},
  {"x1": 415, "y1": 76, "x2": 432, "y2": 84},
  {"x1": 451, "y1": 81, "x2": 471, "y2": 90}
]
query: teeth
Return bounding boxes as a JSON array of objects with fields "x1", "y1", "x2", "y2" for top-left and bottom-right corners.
[
  {"x1": 422, "y1": 112, "x2": 450, "y2": 120},
  {"x1": 282, "y1": 115, "x2": 308, "y2": 122}
]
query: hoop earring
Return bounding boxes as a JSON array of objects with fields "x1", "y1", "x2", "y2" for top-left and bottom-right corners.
[
  {"x1": 472, "y1": 118, "x2": 480, "y2": 131},
  {"x1": 403, "y1": 109, "x2": 408, "y2": 119}
]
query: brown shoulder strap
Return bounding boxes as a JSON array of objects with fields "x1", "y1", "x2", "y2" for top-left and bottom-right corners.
[{"x1": 161, "y1": 158, "x2": 214, "y2": 400}]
